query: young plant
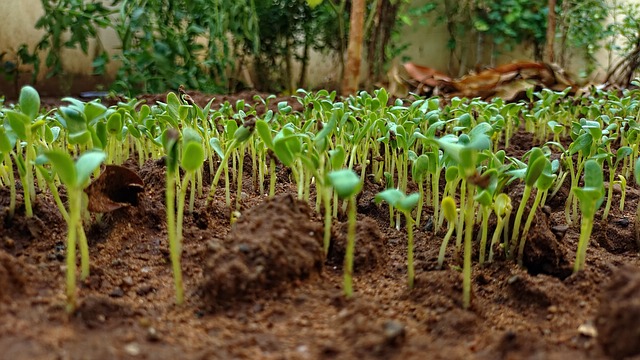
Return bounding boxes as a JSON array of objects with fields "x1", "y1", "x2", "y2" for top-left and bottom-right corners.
[
  {"x1": 573, "y1": 159, "x2": 605, "y2": 273},
  {"x1": 4, "y1": 85, "x2": 42, "y2": 218},
  {"x1": 488, "y1": 193, "x2": 512, "y2": 263},
  {"x1": 436, "y1": 128, "x2": 491, "y2": 309},
  {"x1": 601, "y1": 146, "x2": 632, "y2": 220},
  {"x1": 162, "y1": 129, "x2": 184, "y2": 305},
  {"x1": 327, "y1": 169, "x2": 362, "y2": 298},
  {"x1": 508, "y1": 148, "x2": 546, "y2": 259},
  {"x1": 517, "y1": 159, "x2": 555, "y2": 266},
  {"x1": 375, "y1": 189, "x2": 420, "y2": 288},
  {"x1": 43, "y1": 150, "x2": 106, "y2": 312},
  {"x1": 437, "y1": 196, "x2": 457, "y2": 269}
]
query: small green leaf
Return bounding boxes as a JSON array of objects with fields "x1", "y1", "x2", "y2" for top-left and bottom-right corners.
[
  {"x1": 398, "y1": 193, "x2": 420, "y2": 212},
  {"x1": 256, "y1": 120, "x2": 274, "y2": 150},
  {"x1": 106, "y1": 112, "x2": 123, "y2": 136},
  {"x1": 19, "y1": 85, "x2": 40, "y2": 120},
  {"x1": 44, "y1": 150, "x2": 77, "y2": 187},
  {"x1": 76, "y1": 151, "x2": 106, "y2": 186},
  {"x1": 375, "y1": 188, "x2": 403, "y2": 207},
  {"x1": 209, "y1": 138, "x2": 225, "y2": 160},
  {"x1": 181, "y1": 141, "x2": 205, "y2": 172},
  {"x1": 329, "y1": 145, "x2": 346, "y2": 170},
  {"x1": 5, "y1": 111, "x2": 28, "y2": 140},
  {"x1": 328, "y1": 169, "x2": 362, "y2": 199},
  {"x1": 182, "y1": 127, "x2": 202, "y2": 144}
]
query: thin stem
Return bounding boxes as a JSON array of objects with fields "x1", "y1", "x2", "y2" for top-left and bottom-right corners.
[
  {"x1": 166, "y1": 169, "x2": 184, "y2": 305},
  {"x1": 406, "y1": 214, "x2": 415, "y2": 289},
  {"x1": 343, "y1": 196, "x2": 357, "y2": 298}
]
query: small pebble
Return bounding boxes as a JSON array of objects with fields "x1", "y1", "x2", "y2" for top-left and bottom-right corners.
[
  {"x1": 548, "y1": 305, "x2": 558, "y2": 313},
  {"x1": 147, "y1": 327, "x2": 161, "y2": 342},
  {"x1": 383, "y1": 320, "x2": 406, "y2": 345},
  {"x1": 135, "y1": 285, "x2": 155, "y2": 296},
  {"x1": 615, "y1": 217, "x2": 630, "y2": 227},
  {"x1": 551, "y1": 225, "x2": 569, "y2": 238},
  {"x1": 122, "y1": 276, "x2": 134, "y2": 287},
  {"x1": 109, "y1": 287, "x2": 124, "y2": 298},
  {"x1": 124, "y1": 342, "x2": 141, "y2": 356},
  {"x1": 3, "y1": 237, "x2": 14, "y2": 248},
  {"x1": 578, "y1": 323, "x2": 598, "y2": 338}
]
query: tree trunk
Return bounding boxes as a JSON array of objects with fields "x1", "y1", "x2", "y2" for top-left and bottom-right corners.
[
  {"x1": 341, "y1": 0, "x2": 365, "y2": 96},
  {"x1": 545, "y1": 0, "x2": 557, "y2": 63}
]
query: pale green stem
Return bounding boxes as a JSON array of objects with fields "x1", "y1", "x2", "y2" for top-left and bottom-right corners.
[
  {"x1": 166, "y1": 169, "x2": 184, "y2": 305},
  {"x1": 463, "y1": 182, "x2": 475, "y2": 309},
  {"x1": 518, "y1": 188, "x2": 543, "y2": 267},
  {"x1": 343, "y1": 196, "x2": 356, "y2": 298}
]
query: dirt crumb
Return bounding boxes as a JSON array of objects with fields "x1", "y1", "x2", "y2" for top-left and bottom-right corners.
[
  {"x1": 0, "y1": 250, "x2": 25, "y2": 302},
  {"x1": 597, "y1": 264, "x2": 640, "y2": 359},
  {"x1": 202, "y1": 194, "x2": 323, "y2": 308}
]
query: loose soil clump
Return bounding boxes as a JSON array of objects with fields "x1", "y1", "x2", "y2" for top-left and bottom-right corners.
[{"x1": 202, "y1": 194, "x2": 324, "y2": 308}]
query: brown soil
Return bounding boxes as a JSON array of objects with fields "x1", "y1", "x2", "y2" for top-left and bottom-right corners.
[{"x1": 1, "y1": 129, "x2": 640, "y2": 360}]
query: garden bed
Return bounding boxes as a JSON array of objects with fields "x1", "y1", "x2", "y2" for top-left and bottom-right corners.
[{"x1": 1, "y1": 90, "x2": 639, "y2": 360}]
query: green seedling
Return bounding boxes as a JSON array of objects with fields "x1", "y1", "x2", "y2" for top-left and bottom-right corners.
[
  {"x1": 573, "y1": 159, "x2": 605, "y2": 272},
  {"x1": 601, "y1": 146, "x2": 632, "y2": 220},
  {"x1": 327, "y1": 169, "x2": 362, "y2": 298},
  {"x1": 4, "y1": 85, "x2": 42, "y2": 218},
  {"x1": 436, "y1": 128, "x2": 491, "y2": 309},
  {"x1": 437, "y1": 196, "x2": 457, "y2": 269},
  {"x1": 43, "y1": 150, "x2": 105, "y2": 313},
  {"x1": 517, "y1": 159, "x2": 555, "y2": 266},
  {"x1": 162, "y1": 128, "x2": 184, "y2": 305},
  {"x1": 618, "y1": 175, "x2": 627, "y2": 212},
  {"x1": 488, "y1": 193, "x2": 512, "y2": 263},
  {"x1": 375, "y1": 188, "x2": 420, "y2": 288},
  {"x1": 508, "y1": 148, "x2": 546, "y2": 260}
]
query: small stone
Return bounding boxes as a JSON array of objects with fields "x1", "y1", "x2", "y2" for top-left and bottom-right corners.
[
  {"x1": 146, "y1": 327, "x2": 161, "y2": 342},
  {"x1": 135, "y1": 285, "x2": 155, "y2": 296},
  {"x1": 124, "y1": 342, "x2": 141, "y2": 356},
  {"x1": 548, "y1": 305, "x2": 558, "y2": 313},
  {"x1": 614, "y1": 217, "x2": 630, "y2": 227},
  {"x1": 138, "y1": 317, "x2": 151, "y2": 327},
  {"x1": 122, "y1": 276, "x2": 134, "y2": 287},
  {"x1": 507, "y1": 275, "x2": 520, "y2": 285},
  {"x1": 551, "y1": 225, "x2": 569, "y2": 238},
  {"x1": 383, "y1": 320, "x2": 406, "y2": 345},
  {"x1": 3, "y1": 237, "x2": 14, "y2": 248},
  {"x1": 542, "y1": 206, "x2": 552, "y2": 215},
  {"x1": 97, "y1": 314, "x2": 106, "y2": 323},
  {"x1": 109, "y1": 287, "x2": 124, "y2": 298},
  {"x1": 578, "y1": 323, "x2": 598, "y2": 338}
]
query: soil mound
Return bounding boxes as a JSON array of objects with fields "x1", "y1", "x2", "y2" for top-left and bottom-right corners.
[
  {"x1": 597, "y1": 264, "x2": 640, "y2": 359},
  {"x1": 202, "y1": 194, "x2": 323, "y2": 308},
  {"x1": 328, "y1": 215, "x2": 386, "y2": 272}
]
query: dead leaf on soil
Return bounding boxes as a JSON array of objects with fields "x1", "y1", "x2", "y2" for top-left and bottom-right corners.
[
  {"x1": 389, "y1": 61, "x2": 578, "y2": 101},
  {"x1": 85, "y1": 165, "x2": 145, "y2": 213}
]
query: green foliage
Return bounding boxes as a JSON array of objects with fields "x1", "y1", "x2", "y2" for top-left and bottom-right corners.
[{"x1": 113, "y1": 0, "x2": 259, "y2": 94}]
